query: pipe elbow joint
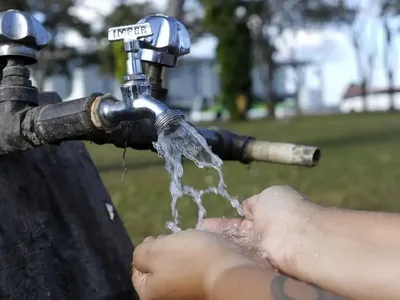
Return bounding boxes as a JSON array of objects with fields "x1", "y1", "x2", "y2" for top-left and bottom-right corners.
[{"x1": 91, "y1": 93, "x2": 184, "y2": 136}]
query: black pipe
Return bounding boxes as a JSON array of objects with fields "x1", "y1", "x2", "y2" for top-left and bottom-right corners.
[
  {"x1": 0, "y1": 100, "x2": 37, "y2": 154},
  {"x1": 196, "y1": 127, "x2": 254, "y2": 163},
  {"x1": 22, "y1": 93, "x2": 158, "y2": 150},
  {"x1": 0, "y1": 92, "x2": 256, "y2": 164},
  {"x1": 26, "y1": 95, "x2": 98, "y2": 143},
  {"x1": 0, "y1": 91, "x2": 255, "y2": 164}
]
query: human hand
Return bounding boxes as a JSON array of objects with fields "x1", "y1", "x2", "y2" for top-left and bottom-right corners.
[
  {"x1": 204, "y1": 185, "x2": 320, "y2": 273},
  {"x1": 131, "y1": 229, "x2": 258, "y2": 300}
]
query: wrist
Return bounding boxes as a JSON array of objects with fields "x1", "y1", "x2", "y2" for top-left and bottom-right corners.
[
  {"x1": 205, "y1": 263, "x2": 271, "y2": 300},
  {"x1": 204, "y1": 255, "x2": 258, "y2": 298},
  {"x1": 280, "y1": 204, "x2": 325, "y2": 277}
]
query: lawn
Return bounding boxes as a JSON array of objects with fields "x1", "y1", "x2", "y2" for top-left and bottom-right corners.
[{"x1": 86, "y1": 112, "x2": 400, "y2": 244}]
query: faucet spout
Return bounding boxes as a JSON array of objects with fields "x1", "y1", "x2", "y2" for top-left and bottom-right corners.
[
  {"x1": 96, "y1": 93, "x2": 184, "y2": 134},
  {"x1": 99, "y1": 93, "x2": 168, "y2": 122}
]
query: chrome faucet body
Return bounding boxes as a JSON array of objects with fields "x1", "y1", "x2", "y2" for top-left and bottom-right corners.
[{"x1": 97, "y1": 15, "x2": 191, "y2": 133}]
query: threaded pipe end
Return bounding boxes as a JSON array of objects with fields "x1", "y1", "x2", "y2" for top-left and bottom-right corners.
[{"x1": 155, "y1": 110, "x2": 185, "y2": 134}]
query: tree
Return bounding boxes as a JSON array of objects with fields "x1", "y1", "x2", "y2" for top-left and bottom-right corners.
[
  {"x1": 247, "y1": 1, "x2": 310, "y2": 118},
  {"x1": 0, "y1": 0, "x2": 94, "y2": 91},
  {"x1": 351, "y1": 12, "x2": 377, "y2": 111},
  {"x1": 197, "y1": 0, "x2": 359, "y2": 119},
  {"x1": 305, "y1": 1, "x2": 387, "y2": 112},
  {"x1": 381, "y1": 0, "x2": 399, "y2": 111},
  {"x1": 246, "y1": 1, "x2": 277, "y2": 119},
  {"x1": 198, "y1": 0, "x2": 255, "y2": 121},
  {"x1": 245, "y1": 0, "x2": 346, "y2": 118}
]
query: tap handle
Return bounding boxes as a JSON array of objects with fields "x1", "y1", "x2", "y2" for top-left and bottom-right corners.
[
  {"x1": 107, "y1": 23, "x2": 154, "y2": 42},
  {"x1": 108, "y1": 23, "x2": 155, "y2": 79},
  {"x1": 0, "y1": 9, "x2": 49, "y2": 64},
  {"x1": 136, "y1": 14, "x2": 191, "y2": 67}
]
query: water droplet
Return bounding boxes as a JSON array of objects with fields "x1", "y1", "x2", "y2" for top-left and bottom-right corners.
[{"x1": 166, "y1": 221, "x2": 182, "y2": 233}]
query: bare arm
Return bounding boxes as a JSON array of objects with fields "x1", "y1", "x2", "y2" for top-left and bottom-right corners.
[
  {"x1": 209, "y1": 265, "x2": 345, "y2": 300},
  {"x1": 312, "y1": 207, "x2": 400, "y2": 247},
  {"x1": 286, "y1": 207, "x2": 400, "y2": 300}
]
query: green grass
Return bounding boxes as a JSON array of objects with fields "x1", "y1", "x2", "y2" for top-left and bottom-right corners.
[{"x1": 86, "y1": 112, "x2": 400, "y2": 244}]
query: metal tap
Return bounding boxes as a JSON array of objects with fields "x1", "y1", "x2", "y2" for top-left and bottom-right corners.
[
  {"x1": 97, "y1": 14, "x2": 191, "y2": 133},
  {"x1": 0, "y1": 9, "x2": 49, "y2": 105},
  {"x1": 0, "y1": 9, "x2": 48, "y2": 64},
  {"x1": 136, "y1": 14, "x2": 190, "y2": 68}
]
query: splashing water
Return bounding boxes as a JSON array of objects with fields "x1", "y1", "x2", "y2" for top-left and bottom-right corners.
[{"x1": 153, "y1": 119, "x2": 243, "y2": 232}]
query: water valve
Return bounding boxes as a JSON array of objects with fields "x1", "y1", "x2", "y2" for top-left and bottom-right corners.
[
  {"x1": 0, "y1": 9, "x2": 49, "y2": 104},
  {"x1": 99, "y1": 19, "x2": 185, "y2": 133},
  {"x1": 108, "y1": 22, "x2": 154, "y2": 82},
  {"x1": 136, "y1": 14, "x2": 191, "y2": 68},
  {"x1": 0, "y1": 9, "x2": 49, "y2": 64}
]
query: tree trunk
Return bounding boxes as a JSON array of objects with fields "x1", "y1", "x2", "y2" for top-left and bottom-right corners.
[
  {"x1": 388, "y1": 71, "x2": 396, "y2": 111},
  {"x1": 361, "y1": 80, "x2": 368, "y2": 112},
  {"x1": 0, "y1": 92, "x2": 137, "y2": 300},
  {"x1": 352, "y1": 30, "x2": 368, "y2": 112},
  {"x1": 294, "y1": 65, "x2": 302, "y2": 116},
  {"x1": 383, "y1": 19, "x2": 396, "y2": 111},
  {"x1": 266, "y1": 60, "x2": 276, "y2": 119}
]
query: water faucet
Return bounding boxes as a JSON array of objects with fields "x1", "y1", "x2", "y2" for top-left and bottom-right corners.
[
  {"x1": 0, "y1": 9, "x2": 320, "y2": 168},
  {"x1": 96, "y1": 15, "x2": 191, "y2": 134}
]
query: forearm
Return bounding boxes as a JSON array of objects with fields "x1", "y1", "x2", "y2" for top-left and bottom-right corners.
[
  {"x1": 315, "y1": 207, "x2": 400, "y2": 247},
  {"x1": 290, "y1": 207, "x2": 400, "y2": 300},
  {"x1": 209, "y1": 265, "x2": 345, "y2": 300}
]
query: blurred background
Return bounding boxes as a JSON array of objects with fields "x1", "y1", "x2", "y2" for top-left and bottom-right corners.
[{"x1": 2, "y1": 0, "x2": 400, "y2": 244}]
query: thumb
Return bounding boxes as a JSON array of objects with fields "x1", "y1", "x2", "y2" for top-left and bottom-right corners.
[
  {"x1": 242, "y1": 193, "x2": 260, "y2": 221},
  {"x1": 131, "y1": 267, "x2": 151, "y2": 299},
  {"x1": 132, "y1": 267, "x2": 166, "y2": 300},
  {"x1": 132, "y1": 236, "x2": 156, "y2": 273}
]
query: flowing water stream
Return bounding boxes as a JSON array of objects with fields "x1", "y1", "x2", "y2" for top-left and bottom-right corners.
[{"x1": 153, "y1": 119, "x2": 244, "y2": 232}]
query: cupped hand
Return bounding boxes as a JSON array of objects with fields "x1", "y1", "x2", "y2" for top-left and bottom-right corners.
[
  {"x1": 131, "y1": 229, "x2": 258, "y2": 300},
  {"x1": 204, "y1": 185, "x2": 321, "y2": 272}
]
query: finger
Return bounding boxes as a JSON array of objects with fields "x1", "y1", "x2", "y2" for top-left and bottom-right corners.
[
  {"x1": 203, "y1": 218, "x2": 243, "y2": 233},
  {"x1": 131, "y1": 267, "x2": 152, "y2": 300},
  {"x1": 132, "y1": 239, "x2": 155, "y2": 273},
  {"x1": 242, "y1": 193, "x2": 260, "y2": 221},
  {"x1": 132, "y1": 268, "x2": 166, "y2": 300},
  {"x1": 264, "y1": 185, "x2": 305, "y2": 200},
  {"x1": 143, "y1": 236, "x2": 156, "y2": 244}
]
